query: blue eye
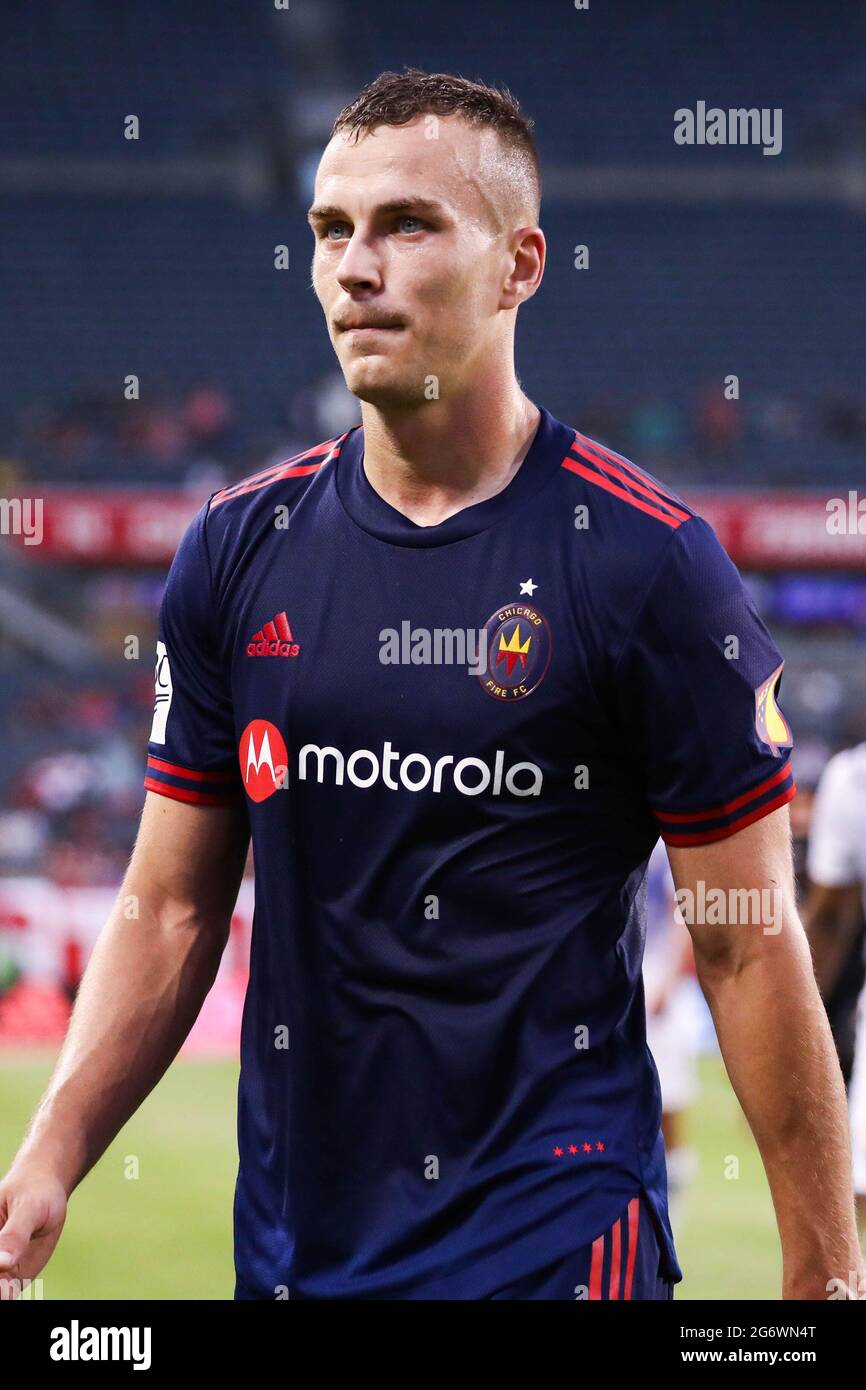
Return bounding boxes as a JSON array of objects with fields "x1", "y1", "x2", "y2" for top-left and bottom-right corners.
[
  {"x1": 397, "y1": 216, "x2": 423, "y2": 233},
  {"x1": 326, "y1": 223, "x2": 349, "y2": 240}
]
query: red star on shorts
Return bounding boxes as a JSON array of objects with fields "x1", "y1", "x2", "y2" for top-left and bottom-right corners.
[
  {"x1": 568, "y1": 1144, "x2": 578, "y2": 1155},
  {"x1": 553, "y1": 1146, "x2": 564, "y2": 1157},
  {"x1": 596, "y1": 1141, "x2": 605, "y2": 1152},
  {"x1": 582, "y1": 1142, "x2": 592, "y2": 1153}
]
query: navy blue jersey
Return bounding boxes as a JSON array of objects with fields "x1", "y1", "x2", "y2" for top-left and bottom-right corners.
[{"x1": 144, "y1": 405, "x2": 795, "y2": 1299}]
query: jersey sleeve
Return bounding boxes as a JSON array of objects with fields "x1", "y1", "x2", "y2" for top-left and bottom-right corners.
[
  {"x1": 806, "y1": 753, "x2": 860, "y2": 886},
  {"x1": 143, "y1": 497, "x2": 243, "y2": 807},
  {"x1": 613, "y1": 515, "x2": 796, "y2": 846}
]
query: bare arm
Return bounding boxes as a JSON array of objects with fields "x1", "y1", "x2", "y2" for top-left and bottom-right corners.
[
  {"x1": 667, "y1": 805, "x2": 863, "y2": 1300},
  {"x1": 0, "y1": 790, "x2": 249, "y2": 1289}
]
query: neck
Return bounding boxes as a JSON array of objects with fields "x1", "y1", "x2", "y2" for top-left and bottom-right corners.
[{"x1": 358, "y1": 379, "x2": 541, "y2": 528}]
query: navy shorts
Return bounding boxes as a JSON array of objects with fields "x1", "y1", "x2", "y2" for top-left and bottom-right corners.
[
  {"x1": 488, "y1": 1190, "x2": 675, "y2": 1300},
  {"x1": 235, "y1": 1190, "x2": 675, "y2": 1300}
]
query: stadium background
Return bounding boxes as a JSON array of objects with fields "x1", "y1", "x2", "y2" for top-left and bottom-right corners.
[{"x1": 1, "y1": 0, "x2": 864, "y2": 1299}]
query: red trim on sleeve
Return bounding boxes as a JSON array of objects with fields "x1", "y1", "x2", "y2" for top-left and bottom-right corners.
[
  {"x1": 146, "y1": 756, "x2": 236, "y2": 784},
  {"x1": 653, "y1": 763, "x2": 792, "y2": 824},
  {"x1": 660, "y1": 781, "x2": 797, "y2": 847},
  {"x1": 144, "y1": 777, "x2": 238, "y2": 808}
]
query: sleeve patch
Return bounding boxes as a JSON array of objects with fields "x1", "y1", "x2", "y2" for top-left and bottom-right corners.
[
  {"x1": 755, "y1": 661, "x2": 793, "y2": 755},
  {"x1": 149, "y1": 640, "x2": 173, "y2": 745}
]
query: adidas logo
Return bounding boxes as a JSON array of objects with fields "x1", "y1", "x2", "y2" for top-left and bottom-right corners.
[{"x1": 246, "y1": 611, "x2": 300, "y2": 658}]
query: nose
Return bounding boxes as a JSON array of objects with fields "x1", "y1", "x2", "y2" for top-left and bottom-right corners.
[{"x1": 335, "y1": 231, "x2": 383, "y2": 295}]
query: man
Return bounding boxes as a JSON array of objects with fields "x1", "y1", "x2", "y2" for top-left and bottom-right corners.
[
  {"x1": 805, "y1": 741, "x2": 866, "y2": 1235},
  {"x1": 1, "y1": 69, "x2": 861, "y2": 1301}
]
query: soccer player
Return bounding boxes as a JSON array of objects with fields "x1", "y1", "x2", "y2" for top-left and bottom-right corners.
[
  {"x1": 805, "y1": 741, "x2": 866, "y2": 1237},
  {"x1": 1, "y1": 70, "x2": 862, "y2": 1301}
]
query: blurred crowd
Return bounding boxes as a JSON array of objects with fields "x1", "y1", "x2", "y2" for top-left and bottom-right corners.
[
  {"x1": 2, "y1": 375, "x2": 866, "y2": 492},
  {"x1": 0, "y1": 680, "x2": 155, "y2": 886},
  {"x1": 0, "y1": 375, "x2": 361, "y2": 491}
]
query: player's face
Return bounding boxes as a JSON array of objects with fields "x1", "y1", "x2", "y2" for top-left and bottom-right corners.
[{"x1": 309, "y1": 117, "x2": 514, "y2": 408}]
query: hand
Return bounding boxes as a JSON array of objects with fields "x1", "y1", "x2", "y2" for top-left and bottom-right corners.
[{"x1": 0, "y1": 1163, "x2": 68, "y2": 1299}]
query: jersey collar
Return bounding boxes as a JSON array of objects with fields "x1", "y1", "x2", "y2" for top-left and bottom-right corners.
[{"x1": 335, "y1": 404, "x2": 573, "y2": 547}]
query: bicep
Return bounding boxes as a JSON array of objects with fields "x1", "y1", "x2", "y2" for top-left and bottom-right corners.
[
  {"x1": 127, "y1": 791, "x2": 250, "y2": 925},
  {"x1": 666, "y1": 803, "x2": 800, "y2": 970}
]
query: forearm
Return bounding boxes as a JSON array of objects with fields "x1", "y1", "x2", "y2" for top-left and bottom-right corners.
[
  {"x1": 697, "y1": 928, "x2": 862, "y2": 1297},
  {"x1": 9, "y1": 894, "x2": 228, "y2": 1196}
]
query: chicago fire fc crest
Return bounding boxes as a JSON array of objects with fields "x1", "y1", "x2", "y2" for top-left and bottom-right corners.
[
  {"x1": 239, "y1": 719, "x2": 289, "y2": 801},
  {"x1": 479, "y1": 602, "x2": 552, "y2": 701}
]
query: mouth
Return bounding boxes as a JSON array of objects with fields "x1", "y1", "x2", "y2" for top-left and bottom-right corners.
[
  {"x1": 337, "y1": 321, "x2": 406, "y2": 336},
  {"x1": 338, "y1": 325, "x2": 406, "y2": 354}
]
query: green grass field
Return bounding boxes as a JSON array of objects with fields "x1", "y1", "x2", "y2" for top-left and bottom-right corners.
[{"x1": 0, "y1": 1049, "x2": 781, "y2": 1299}]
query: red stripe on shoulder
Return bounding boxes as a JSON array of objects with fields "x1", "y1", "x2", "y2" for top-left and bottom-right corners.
[
  {"x1": 210, "y1": 435, "x2": 344, "y2": 509},
  {"x1": 576, "y1": 431, "x2": 686, "y2": 497},
  {"x1": 561, "y1": 453, "x2": 684, "y2": 529},
  {"x1": 570, "y1": 436, "x2": 691, "y2": 523},
  {"x1": 211, "y1": 459, "x2": 327, "y2": 508}
]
